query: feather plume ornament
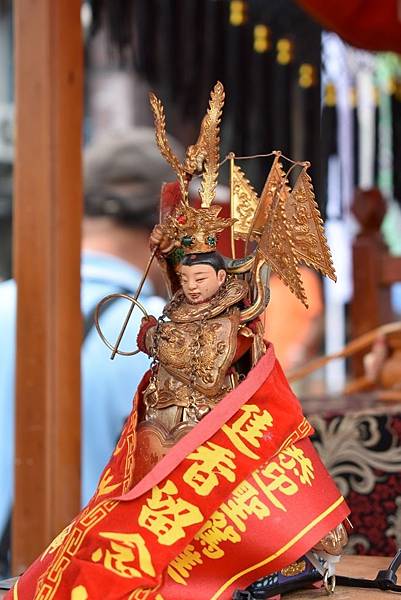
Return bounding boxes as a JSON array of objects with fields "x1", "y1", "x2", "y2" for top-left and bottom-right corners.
[
  {"x1": 150, "y1": 81, "x2": 225, "y2": 208},
  {"x1": 197, "y1": 81, "x2": 225, "y2": 208},
  {"x1": 149, "y1": 91, "x2": 189, "y2": 203}
]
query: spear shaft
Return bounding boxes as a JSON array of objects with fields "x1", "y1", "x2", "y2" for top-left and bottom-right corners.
[{"x1": 110, "y1": 247, "x2": 157, "y2": 359}]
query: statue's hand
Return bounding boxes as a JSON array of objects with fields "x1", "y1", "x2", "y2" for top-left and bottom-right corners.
[{"x1": 150, "y1": 224, "x2": 177, "y2": 254}]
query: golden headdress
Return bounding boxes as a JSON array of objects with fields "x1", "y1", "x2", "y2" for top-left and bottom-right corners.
[{"x1": 149, "y1": 81, "x2": 234, "y2": 254}]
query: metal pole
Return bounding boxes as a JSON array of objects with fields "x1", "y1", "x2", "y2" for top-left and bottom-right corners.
[{"x1": 110, "y1": 247, "x2": 157, "y2": 359}]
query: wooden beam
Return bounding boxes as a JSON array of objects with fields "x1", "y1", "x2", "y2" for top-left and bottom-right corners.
[{"x1": 13, "y1": 0, "x2": 83, "y2": 571}]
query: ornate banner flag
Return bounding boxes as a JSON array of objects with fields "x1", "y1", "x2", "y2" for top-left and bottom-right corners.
[
  {"x1": 285, "y1": 167, "x2": 336, "y2": 281},
  {"x1": 231, "y1": 163, "x2": 259, "y2": 241},
  {"x1": 8, "y1": 346, "x2": 349, "y2": 600}
]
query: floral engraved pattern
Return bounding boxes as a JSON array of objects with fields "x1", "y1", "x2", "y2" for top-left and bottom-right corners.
[
  {"x1": 309, "y1": 414, "x2": 401, "y2": 497},
  {"x1": 309, "y1": 412, "x2": 401, "y2": 556}
]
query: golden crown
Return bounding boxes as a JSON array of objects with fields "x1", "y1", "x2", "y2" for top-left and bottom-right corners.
[{"x1": 163, "y1": 203, "x2": 234, "y2": 254}]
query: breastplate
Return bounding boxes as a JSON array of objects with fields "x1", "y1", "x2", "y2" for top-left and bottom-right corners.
[
  {"x1": 158, "y1": 311, "x2": 239, "y2": 395},
  {"x1": 133, "y1": 310, "x2": 240, "y2": 484}
]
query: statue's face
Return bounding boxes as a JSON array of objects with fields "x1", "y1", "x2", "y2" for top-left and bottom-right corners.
[{"x1": 178, "y1": 264, "x2": 226, "y2": 304}]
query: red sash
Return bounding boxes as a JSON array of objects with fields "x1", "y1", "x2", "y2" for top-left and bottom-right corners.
[{"x1": 9, "y1": 346, "x2": 349, "y2": 600}]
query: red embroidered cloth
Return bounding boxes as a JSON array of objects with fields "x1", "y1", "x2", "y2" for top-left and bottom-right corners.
[{"x1": 8, "y1": 346, "x2": 349, "y2": 600}]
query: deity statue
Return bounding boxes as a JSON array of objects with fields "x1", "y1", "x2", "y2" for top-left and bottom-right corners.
[
  {"x1": 132, "y1": 242, "x2": 267, "y2": 483},
  {"x1": 5, "y1": 83, "x2": 350, "y2": 600}
]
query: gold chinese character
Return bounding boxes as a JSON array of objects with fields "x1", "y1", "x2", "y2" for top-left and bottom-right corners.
[
  {"x1": 253, "y1": 461, "x2": 298, "y2": 511},
  {"x1": 278, "y1": 445, "x2": 314, "y2": 486},
  {"x1": 222, "y1": 404, "x2": 273, "y2": 459},
  {"x1": 220, "y1": 481, "x2": 270, "y2": 532},
  {"x1": 91, "y1": 532, "x2": 155, "y2": 578},
  {"x1": 138, "y1": 480, "x2": 203, "y2": 546},
  {"x1": 195, "y1": 511, "x2": 241, "y2": 559},
  {"x1": 167, "y1": 544, "x2": 203, "y2": 585},
  {"x1": 183, "y1": 442, "x2": 236, "y2": 496}
]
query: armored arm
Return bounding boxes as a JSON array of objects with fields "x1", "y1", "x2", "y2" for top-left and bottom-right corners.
[
  {"x1": 136, "y1": 316, "x2": 158, "y2": 356},
  {"x1": 226, "y1": 254, "x2": 271, "y2": 323}
]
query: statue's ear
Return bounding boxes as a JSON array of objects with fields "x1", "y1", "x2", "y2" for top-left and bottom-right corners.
[{"x1": 217, "y1": 269, "x2": 227, "y2": 285}]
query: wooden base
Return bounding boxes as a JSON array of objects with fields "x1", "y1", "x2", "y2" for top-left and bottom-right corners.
[{"x1": 0, "y1": 556, "x2": 395, "y2": 598}]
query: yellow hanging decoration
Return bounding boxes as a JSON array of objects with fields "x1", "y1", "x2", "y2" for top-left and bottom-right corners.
[
  {"x1": 276, "y1": 39, "x2": 293, "y2": 65},
  {"x1": 230, "y1": 0, "x2": 247, "y2": 26},
  {"x1": 298, "y1": 63, "x2": 316, "y2": 88},
  {"x1": 254, "y1": 25, "x2": 270, "y2": 53}
]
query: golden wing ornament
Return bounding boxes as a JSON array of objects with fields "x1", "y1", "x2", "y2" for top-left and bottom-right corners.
[{"x1": 149, "y1": 92, "x2": 189, "y2": 203}]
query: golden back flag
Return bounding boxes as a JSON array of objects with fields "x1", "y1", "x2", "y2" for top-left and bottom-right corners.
[
  {"x1": 256, "y1": 165, "x2": 308, "y2": 307},
  {"x1": 285, "y1": 167, "x2": 336, "y2": 281},
  {"x1": 231, "y1": 163, "x2": 259, "y2": 241},
  {"x1": 246, "y1": 153, "x2": 283, "y2": 241}
]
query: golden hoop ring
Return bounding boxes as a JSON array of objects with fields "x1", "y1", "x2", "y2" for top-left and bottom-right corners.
[{"x1": 94, "y1": 293, "x2": 149, "y2": 356}]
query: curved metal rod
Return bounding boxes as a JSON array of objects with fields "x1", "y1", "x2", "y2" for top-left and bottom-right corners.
[
  {"x1": 95, "y1": 294, "x2": 149, "y2": 356},
  {"x1": 95, "y1": 247, "x2": 157, "y2": 359}
]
